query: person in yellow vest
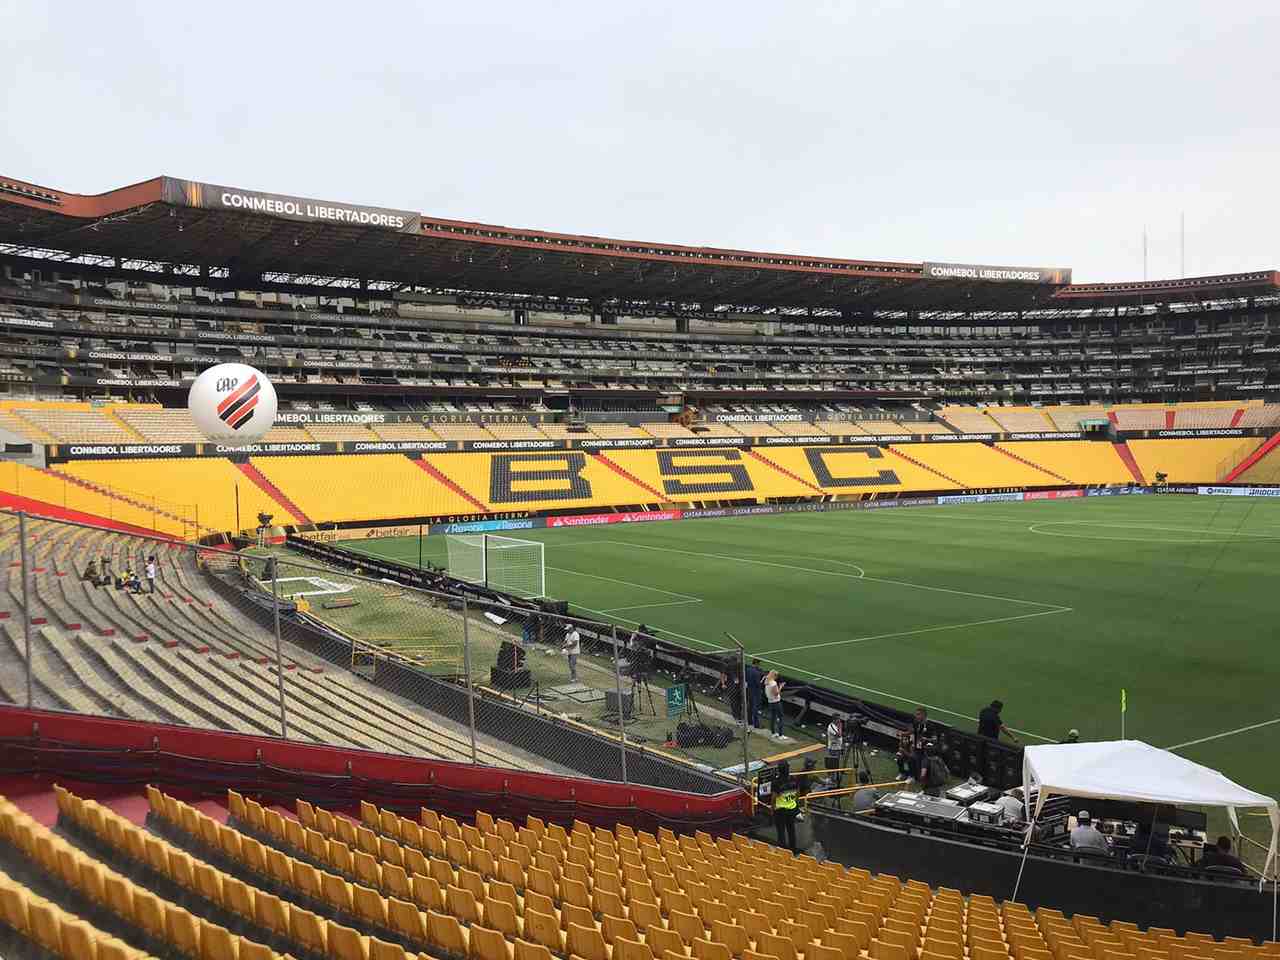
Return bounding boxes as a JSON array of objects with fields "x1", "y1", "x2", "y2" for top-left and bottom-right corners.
[{"x1": 773, "y1": 765, "x2": 800, "y2": 853}]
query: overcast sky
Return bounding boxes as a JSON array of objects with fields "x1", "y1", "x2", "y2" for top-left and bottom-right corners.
[{"x1": 3, "y1": 1, "x2": 1277, "y2": 283}]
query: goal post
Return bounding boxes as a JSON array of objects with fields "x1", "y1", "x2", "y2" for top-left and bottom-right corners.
[{"x1": 444, "y1": 533, "x2": 545, "y2": 599}]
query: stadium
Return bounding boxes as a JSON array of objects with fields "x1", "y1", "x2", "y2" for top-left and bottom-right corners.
[{"x1": 0, "y1": 164, "x2": 1278, "y2": 960}]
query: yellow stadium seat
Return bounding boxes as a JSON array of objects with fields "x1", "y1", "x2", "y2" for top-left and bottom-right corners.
[
  {"x1": 200, "y1": 919, "x2": 240, "y2": 960},
  {"x1": 354, "y1": 885, "x2": 390, "y2": 928},
  {"x1": 328, "y1": 919, "x2": 372, "y2": 960},
  {"x1": 287, "y1": 907, "x2": 327, "y2": 953},
  {"x1": 384, "y1": 896, "x2": 426, "y2": 944},
  {"x1": 428, "y1": 909, "x2": 471, "y2": 958},
  {"x1": 523, "y1": 909, "x2": 565, "y2": 955},
  {"x1": 515, "y1": 939, "x2": 559, "y2": 960},
  {"x1": 472, "y1": 925, "x2": 516, "y2": 960}
]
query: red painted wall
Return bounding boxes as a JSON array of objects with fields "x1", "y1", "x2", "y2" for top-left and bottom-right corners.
[
  {"x1": 0, "y1": 491, "x2": 180, "y2": 541},
  {"x1": 0, "y1": 706, "x2": 749, "y2": 831}
]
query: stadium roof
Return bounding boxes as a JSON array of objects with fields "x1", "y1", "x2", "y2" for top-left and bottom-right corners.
[{"x1": 1, "y1": 173, "x2": 1277, "y2": 315}]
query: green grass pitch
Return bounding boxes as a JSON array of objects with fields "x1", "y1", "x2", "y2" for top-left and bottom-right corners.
[{"x1": 342, "y1": 495, "x2": 1280, "y2": 805}]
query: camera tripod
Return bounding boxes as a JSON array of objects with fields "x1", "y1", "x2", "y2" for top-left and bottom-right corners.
[
  {"x1": 846, "y1": 738, "x2": 874, "y2": 779},
  {"x1": 632, "y1": 672, "x2": 658, "y2": 718}
]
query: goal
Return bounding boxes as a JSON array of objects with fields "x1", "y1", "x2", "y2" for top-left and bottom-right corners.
[{"x1": 444, "y1": 534, "x2": 545, "y2": 599}]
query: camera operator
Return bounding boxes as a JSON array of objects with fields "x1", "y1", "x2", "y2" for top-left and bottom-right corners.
[
  {"x1": 824, "y1": 716, "x2": 845, "y2": 790},
  {"x1": 904, "y1": 706, "x2": 932, "y2": 786},
  {"x1": 713, "y1": 669, "x2": 742, "y2": 721}
]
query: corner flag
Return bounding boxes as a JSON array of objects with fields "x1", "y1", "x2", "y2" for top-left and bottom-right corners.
[{"x1": 1121, "y1": 688, "x2": 1127, "y2": 713}]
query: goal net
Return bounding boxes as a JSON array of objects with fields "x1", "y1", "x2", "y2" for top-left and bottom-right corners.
[{"x1": 444, "y1": 534, "x2": 545, "y2": 599}]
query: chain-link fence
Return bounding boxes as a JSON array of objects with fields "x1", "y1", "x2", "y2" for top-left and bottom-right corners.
[
  {"x1": 0, "y1": 510, "x2": 737, "y2": 795},
  {"x1": 5, "y1": 508, "x2": 1280, "y2": 877},
  {"x1": 0, "y1": 461, "x2": 200, "y2": 539}
]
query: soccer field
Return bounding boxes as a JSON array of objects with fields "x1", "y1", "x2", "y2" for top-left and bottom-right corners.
[{"x1": 342, "y1": 495, "x2": 1280, "y2": 802}]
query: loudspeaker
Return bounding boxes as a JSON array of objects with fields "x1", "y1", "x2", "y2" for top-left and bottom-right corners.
[
  {"x1": 490, "y1": 666, "x2": 532, "y2": 689},
  {"x1": 497, "y1": 641, "x2": 525, "y2": 671},
  {"x1": 605, "y1": 691, "x2": 634, "y2": 718}
]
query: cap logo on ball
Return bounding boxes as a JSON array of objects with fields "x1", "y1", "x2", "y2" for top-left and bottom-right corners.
[
  {"x1": 216, "y1": 374, "x2": 261, "y2": 431},
  {"x1": 189, "y1": 363, "x2": 277, "y2": 444}
]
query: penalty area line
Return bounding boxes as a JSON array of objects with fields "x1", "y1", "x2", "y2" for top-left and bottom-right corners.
[
  {"x1": 547, "y1": 565, "x2": 702, "y2": 601},
  {"x1": 757, "y1": 605, "x2": 1074, "y2": 656},
  {"x1": 753, "y1": 655, "x2": 1055, "y2": 743},
  {"x1": 599, "y1": 599, "x2": 704, "y2": 614},
  {"x1": 1166, "y1": 715, "x2": 1280, "y2": 751}
]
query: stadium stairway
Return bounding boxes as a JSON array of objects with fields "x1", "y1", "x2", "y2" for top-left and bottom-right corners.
[
  {"x1": 234, "y1": 463, "x2": 312, "y2": 525},
  {"x1": 743, "y1": 449, "x2": 826, "y2": 495},
  {"x1": 39, "y1": 466, "x2": 192, "y2": 536},
  {"x1": 0, "y1": 518, "x2": 540, "y2": 769},
  {"x1": 411, "y1": 457, "x2": 491, "y2": 513},
  {"x1": 1223, "y1": 432, "x2": 1280, "y2": 482},
  {"x1": 589, "y1": 453, "x2": 674, "y2": 504},
  {"x1": 1110, "y1": 442, "x2": 1146, "y2": 484},
  {"x1": 990, "y1": 445, "x2": 1070, "y2": 484},
  {"x1": 883, "y1": 446, "x2": 964, "y2": 487}
]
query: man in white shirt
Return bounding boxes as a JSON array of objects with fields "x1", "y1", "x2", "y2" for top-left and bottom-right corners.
[
  {"x1": 145, "y1": 556, "x2": 157, "y2": 594},
  {"x1": 562, "y1": 626, "x2": 581, "y2": 682},
  {"x1": 824, "y1": 717, "x2": 844, "y2": 788},
  {"x1": 1070, "y1": 810, "x2": 1110, "y2": 854},
  {"x1": 995, "y1": 788, "x2": 1025, "y2": 824},
  {"x1": 764, "y1": 671, "x2": 786, "y2": 741}
]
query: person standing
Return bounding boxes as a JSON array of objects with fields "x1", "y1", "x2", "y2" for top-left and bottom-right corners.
[
  {"x1": 562, "y1": 624, "x2": 581, "y2": 682},
  {"x1": 773, "y1": 767, "x2": 800, "y2": 853},
  {"x1": 978, "y1": 700, "x2": 1020, "y2": 744},
  {"x1": 145, "y1": 555, "x2": 157, "y2": 594},
  {"x1": 824, "y1": 716, "x2": 845, "y2": 789},
  {"x1": 906, "y1": 706, "x2": 931, "y2": 784},
  {"x1": 744, "y1": 658, "x2": 764, "y2": 728},
  {"x1": 764, "y1": 670, "x2": 786, "y2": 741}
]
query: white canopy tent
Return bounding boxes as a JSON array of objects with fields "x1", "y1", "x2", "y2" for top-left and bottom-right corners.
[{"x1": 1020, "y1": 741, "x2": 1278, "y2": 917}]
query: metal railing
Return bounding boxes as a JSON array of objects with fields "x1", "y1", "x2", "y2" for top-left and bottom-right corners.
[{"x1": 0, "y1": 510, "x2": 741, "y2": 796}]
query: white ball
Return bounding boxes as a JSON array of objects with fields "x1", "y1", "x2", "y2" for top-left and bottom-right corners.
[{"x1": 188, "y1": 363, "x2": 278, "y2": 444}]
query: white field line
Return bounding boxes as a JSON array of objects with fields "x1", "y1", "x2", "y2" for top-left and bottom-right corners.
[
  {"x1": 553, "y1": 543, "x2": 1058, "y2": 742},
  {"x1": 568, "y1": 603, "x2": 728, "y2": 650},
  {"x1": 1166, "y1": 716, "x2": 1280, "y2": 751},
  {"x1": 1024, "y1": 522, "x2": 1280, "y2": 545},
  {"x1": 757, "y1": 606, "x2": 1073, "y2": 656},
  {"x1": 580, "y1": 540, "x2": 871, "y2": 584},
  {"x1": 751, "y1": 657, "x2": 1055, "y2": 743},
  {"x1": 546, "y1": 564, "x2": 702, "y2": 601},
  {"x1": 850, "y1": 511, "x2": 1280, "y2": 538},
  {"x1": 600, "y1": 599, "x2": 704, "y2": 614},
  {"x1": 584, "y1": 539, "x2": 1064, "y2": 610}
]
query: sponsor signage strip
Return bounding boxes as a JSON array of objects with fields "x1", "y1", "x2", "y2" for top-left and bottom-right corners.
[
  {"x1": 45, "y1": 430, "x2": 1240, "y2": 462},
  {"x1": 161, "y1": 178, "x2": 421, "y2": 233},
  {"x1": 1197, "y1": 485, "x2": 1280, "y2": 497},
  {"x1": 922, "y1": 261, "x2": 1072, "y2": 285}
]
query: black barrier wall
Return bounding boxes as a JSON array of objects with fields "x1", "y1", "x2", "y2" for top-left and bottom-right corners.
[{"x1": 811, "y1": 809, "x2": 1276, "y2": 941}]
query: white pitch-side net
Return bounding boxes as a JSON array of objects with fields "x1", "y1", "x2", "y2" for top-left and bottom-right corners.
[{"x1": 444, "y1": 534, "x2": 545, "y2": 599}]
